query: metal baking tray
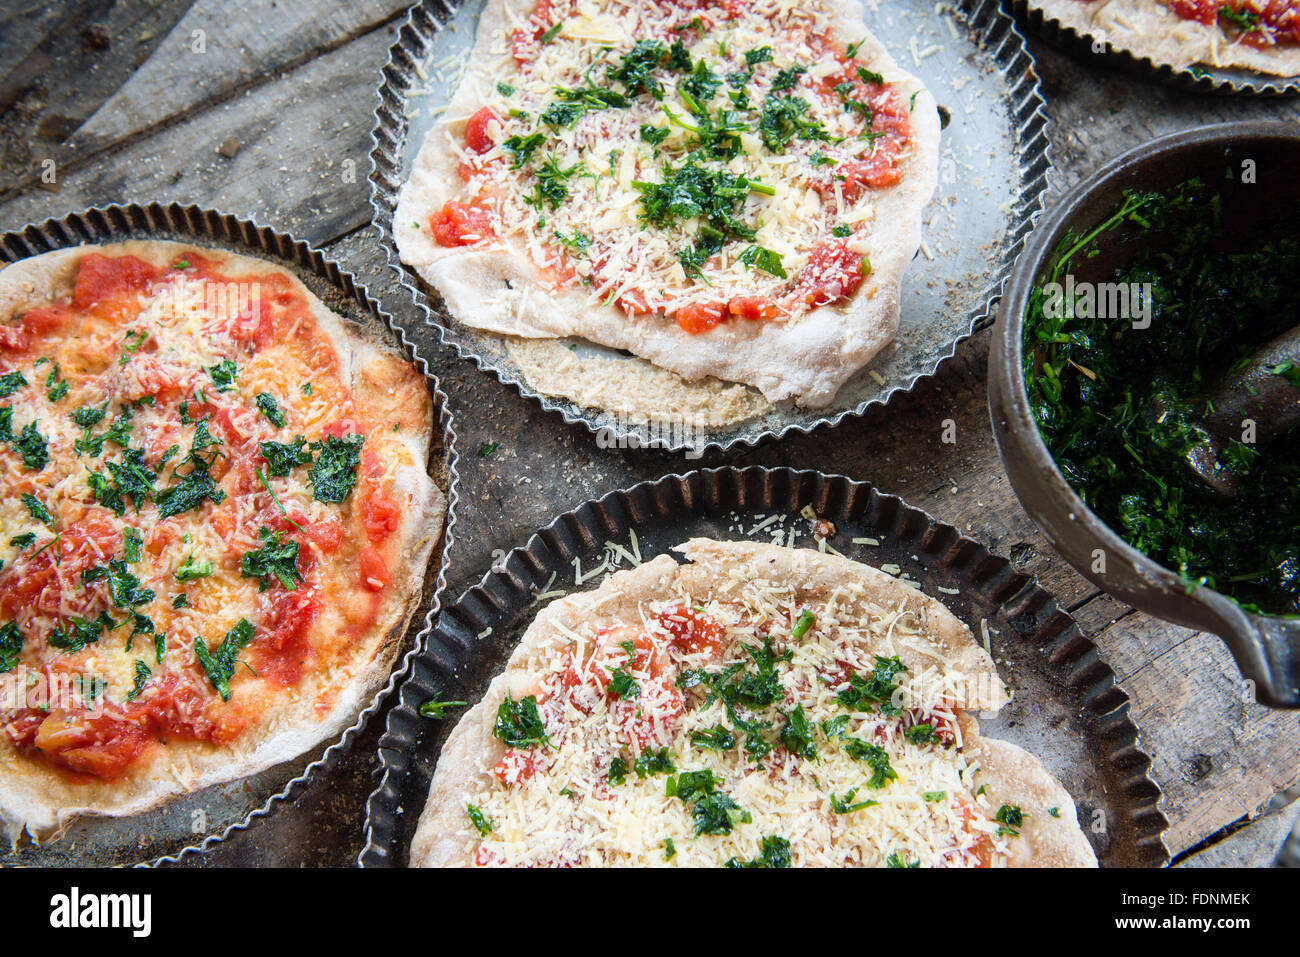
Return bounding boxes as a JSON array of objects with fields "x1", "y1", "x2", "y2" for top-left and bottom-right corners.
[
  {"x1": 0, "y1": 203, "x2": 460, "y2": 866},
  {"x1": 362, "y1": 467, "x2": 1169, "y2": 867},
  {"x1": 1011, "y1": 0, "x2": 1300, "y2": 96},
  {"x1": 370, "y1": 0, "x2": 1053, "y2": 453}
]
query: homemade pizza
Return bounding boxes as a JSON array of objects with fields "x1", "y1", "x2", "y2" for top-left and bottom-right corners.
[
  {"x1": 412, "y1": 539, "x2": 1097, "y2": 867},
  {"x1": 1033, "y1": 0, "x2": 1300, "y2": 75},
  {"x1": 0, "y1": 241, "x2": 446, "y2": 840},
  {"x1": 395, "y1": 0, "x2": 941, "y2": 410}
]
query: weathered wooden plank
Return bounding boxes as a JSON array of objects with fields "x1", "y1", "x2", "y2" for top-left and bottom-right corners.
[
  {"x1": 0, "y1": 0, "x2": 79, "y2": 82},
  {"x1": 0, "y1": 25, "x2": 392, "y2": 246},
  {"x1": 1177, "y1": 798, "x2": 1300, "y2": 868},
  {"x1": 0, "y1": 0, "x2": 194, "y2": 193},
  {"x1": 66, "y1": 0, "x2": 412, "y2": 165},
  {"x1": 1087, "y1": 613, "x2": 1300, "y2": 856},
  {"x1": 1, "y1": 0, "x2": 412, "y2": 198}
]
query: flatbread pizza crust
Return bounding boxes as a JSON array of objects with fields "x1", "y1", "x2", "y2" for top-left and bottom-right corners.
[
  {"x1": 0, "y1": 241, "x2": 447, "y2": 841},
  {"x1": 395, "y1": 0, "x2": 941, "y2": 410},
  {"x1": 1032, "y1": 0, "x2": 1300, "y2": 76},
  {"x1": 411, "y1": 538, "x2": 1097, "y2": 867}
]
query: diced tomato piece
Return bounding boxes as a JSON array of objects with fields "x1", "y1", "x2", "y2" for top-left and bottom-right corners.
[
  {"x1": 953, "y1": 795, "x2": 995, "y2": 867},
  {"x1": 428, "y1": 202, "x2": 496, "y2": 247},
  {"x1": 250, "y1": 588, "x2": 320, "y2": 687},
  {"x1": 727, "y1": 295, "x2": 781, "y2": 320},
  {"x1": 0, "y1": 510, "x2": 119, "y2": 621},
  {"x1": 615, "y1": 289, "x2": 653, "y2": 315},
  {"x1": 616, "y1": 674, "x2": 684, "y2": 749},
  {"x1": 359, "y1": 546, "x2": 390, "y2": 592},
  {"x1": 907, "y1": 706, "x2": 957, "y2": 746},
  {"x1": 510, "y1": 0, "x2": 556, "y2": 62},
  {"x1": 657, "y1": 606, "x2": 726, "y2": 656},
  {"x1": 28, "y1": 709, "x2": 151, "y2": 780},
  {"x1": 464, "y1": 106, "x2": 500, "y2": 154},
  {"x1": 674, "y1": 301, "x2": 727, "y2": 334},
  {"x1": 73, "y1": 254, "x2": 161, "y2": 309},
  {"x1": 493, "y1": 748, "x2": 538, "y2": 785},
  {"x1": 790, "y1": 238, "x2": 865, "y2": 308}
]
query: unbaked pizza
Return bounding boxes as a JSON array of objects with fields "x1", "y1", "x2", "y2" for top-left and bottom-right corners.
[
  {"x1": 0, "y1": 241, "x2": 445, "y2": 840},
  {"x1": 1033, "y1": 0, "x2": 1300, "y2": 75},
  {"x1": 396, "y1": 0, "x2": 940, "y2": 409},
  {"x1": 412, "y1": 539, "x2": 1097, "y2": 867}
]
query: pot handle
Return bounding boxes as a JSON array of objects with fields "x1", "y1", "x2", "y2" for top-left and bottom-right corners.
[{"x1": 1240, "y1": 615, "x2": 1300, "y2": 709}]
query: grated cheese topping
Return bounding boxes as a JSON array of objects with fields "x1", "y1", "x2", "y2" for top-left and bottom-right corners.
[
  {"x1": 467, "y1": 566, "x2": 1018, "y2": 867},
  {"x1": 429, "y1": 0, "x2": 918, "y2": 322}
]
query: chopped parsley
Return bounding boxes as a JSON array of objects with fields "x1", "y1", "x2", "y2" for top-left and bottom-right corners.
[
  {"x1": 49, "y1": 612, "x2": 116, "y2": 652},
  {"x1": 493, "y1": 693, "x2": 550, "y2": 749},
  {"x1": 739, "y1": 244, "x2": 787, "y2": 279},
  {"x1": 605, "y1": 640, "x2": 641, "y2": 700},
  {"x1": 71, "y1": 404, "x2": 106, "y2": 429},
  {"x1": 758, "y1": 93, "x2": 831, "y2": 153},
  {"x1": 0, "y1": 371, "x2": 27, "y2": 397},
  {"x1": 13, "y1": 421, "x2": 48, "y2": 471},
  {"x1": 905, "y1": 722, "x2": 938, "y2": 745},
  {"x1": 0, "y1": 621, "x2": 23, "y2": 673},
  {"x1": 667, "y1": 770, "x2": 751, "y2": 836},
  {"x1": 504, "y1": 132, "x2": 546, "y2": 168},
  {"x1": 308, "y1": 433, "x2": 364, "y2": 503},
  {"x1": 724, "y1": 835, "x2": 792, "y2": 868},
  {"x1": 206, "y1": 358, "x2": 239, "y2": 392},
  {"x1": 255, "y1": 392, "x2": 287, "y2": 428},
  {"x1": 778, "y1": 703, "x2": 817, "y2": 760},
  {"x1": 690, "y1": 724, "x2": 737, "y2": 751},
  {"x1": 843, "y1": 738, "x2": 897, "y2": 788},
  {"x1": 123, "y1": 526, "x2": 143, "y2": 562},
  {"x1": 467, "y1": 804, "x2": 494, "y2": 836},
  {"x1": 419, "y1": 692, "x2": 468, "y2": 719},
  {"x1": 634, "y1": 747, "x2": 675, "y2": 778},
  {"x1": 21, "y1": 493, "x2": 52, "y2": 526},
  {"x1": 87, "y1": 448, "x2": 156, "y2": 515},
  {"x1": 887, "y1": 852, "x2": 920, "y2": 868},
  {"x1": 194, "y1": 617, "x2": 255, "y2": 701},
  {"x1": 127, "y1": 659, "x2": 152, "y2": 700},
  {"x1": 608, "y1": 756, "x2": 630, "y2": 785},
  {"x1": 240, "y1": 526, "x2": 302, "y2": 592},
  {"x1": 995, "y1": 803, "x2": 1025, "y2": 836},
  {"x1": 260, "y1": 436, "x2": 312, "y2": 476},
  {"x1": 836, "y1": 655, "x2": 907, "y2": 714}
]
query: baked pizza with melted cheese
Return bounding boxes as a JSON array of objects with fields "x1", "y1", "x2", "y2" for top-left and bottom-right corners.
[
  {"x1": 395, "y1": 0, "x2": 940, "y2": 409},
  {"x1": 0, "y1": 241, "x2": 445, "y2": 840},
  {"x1": 412, "y1": 539, "x2": 1097, "y2": 867}
]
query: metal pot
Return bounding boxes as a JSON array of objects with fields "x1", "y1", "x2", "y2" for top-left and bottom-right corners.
[{"x1": 989, "y1": 122, "x2": 1300, "y2": 708}]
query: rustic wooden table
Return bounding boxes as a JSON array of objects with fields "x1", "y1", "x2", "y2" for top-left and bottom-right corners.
[{"x1": 3, "y1": 0, "x2": 1298, "y2": 868}]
